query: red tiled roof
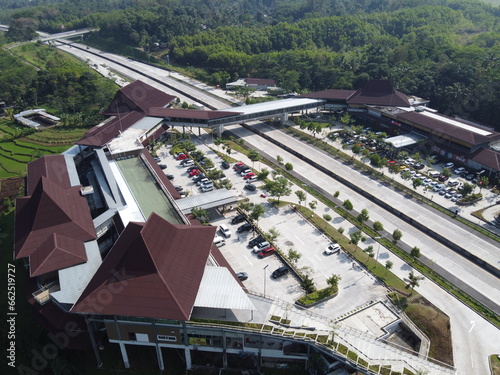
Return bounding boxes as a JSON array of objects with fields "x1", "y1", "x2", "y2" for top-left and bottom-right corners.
[
  {"x1": 29, "y1": 233, "x2": 87, "y2": 277},
  {"x1": 245, "y1": 78, "x2": 276, "y2": 86},
  {"x1": 26, "y1": 155, "x2": 70, "y2": 196},
  {"x1": 148, "y1": 107, "x2": 242, "y2": 120},
  {"x1": 101, "y1": 80, "x2": 176, "y2": 116},
  {"x1": 298, "y1": 89, "x2": 356, "y2": 100},
  {"x1": 72, "y1": 213, "x2": 217, "y2": 320},
  {"x1": 77, "y1": 110, "x2": 146, "y2": 147},
  {"x1": 347, "y1": 80, "x2": 410, "y2": 107},
  {"x1": 15, "y1": 176, "x2": 96, "y2": 260},
  {"x1": 470, "y1": 148, "x2": 500, "y2": 171},
  {"x1": 396, "y1": 111, "x2": 500, "y2": 146}
]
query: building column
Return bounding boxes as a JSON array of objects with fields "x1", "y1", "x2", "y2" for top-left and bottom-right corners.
[
  {"x1": 156, "y1": 345, "x2": 164, "y2": 371},
  {"x1": 218, "y1": 124, "x2": 224, "y2": 137},
  {"x1": 283, "y1": 113, "x2": 288, "y2": 122},
  {"x1": 184, "y1": 347, "x2": 192, "y2": 369},
  {"x1": 222, "y1": 330, "x2": 228, "y2": 368},
  {"x1": 119, "y1": 342, "x2": 130, "y2": 368}
]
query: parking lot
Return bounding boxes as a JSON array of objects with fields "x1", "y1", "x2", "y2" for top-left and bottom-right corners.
[{"x1": 153, "y1": 137, "x2": 389, "y2": 318}]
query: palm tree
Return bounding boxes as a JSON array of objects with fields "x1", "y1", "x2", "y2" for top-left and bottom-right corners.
[
  {"x1": 4, "y1": 107, "x2": 15, "y2": 121},
  {"x1": 406, "y1": 271, "x2": 424, "y2": 295}
]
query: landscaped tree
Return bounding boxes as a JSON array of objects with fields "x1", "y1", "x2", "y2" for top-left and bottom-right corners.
[
  {"x1": 191, "y1": 206, "x2": 209, "y2": 224},
  {"x1": 410, "y1": 246, "x2": 421, "y2": 259},
  {"x1": 388, "y1": 162, "x2": 400, "y2": 175},
  {"x1": 323, "y1": 214, "x2": 332, "y2": 221},
  {"x1": 326, "y1": 274, "x2": 341, "y2": 290},
  {"x1": 340, "y1": 113, "x2": 355, "y2": 128},
  {"x1": 295, "y1": 190, "x2": 307, "y2": 206},
  {"x1": 214, "y1": 137, "x2": 224, "y2": 151},
  {"x1": 257, "y1": 168, "x2": 270, "y2": 181},
  {"x1": 352, "y1": 144, "x2": 362, "y2": 154},
  {"x1": 208, "y1": 169, "x2": 224, "y2": 180},
  {"x1": 225, "y1": 146, "x2": 232, "y2": 159},
  {"x1": 369, "y1": 152, "x2": 381, "y2": 167},
  {"x1": 276, "y1": 155, "x2": 284, "y2": 165},
  {"x1": 352, "y1": 125, "x2": 364, "y2": 134},
  {"x1": 459, "y1": 182, "x2": 474, "y2": 197},
  {"x1": 397, "y1": 151, "x2": 409, "y2": 161},
  {"x1": 220, "y1": 179, "x2": 233, "y2": 190},
  {"x1": 392, "y1": 229, "x2": 403, "y2": 243},
  {"x1": 364, "y1": 245, "x2": 374, "y2": 258},
  {"x1": 266, "y1": 227, "x2": 280, "y2": 242},
  {"x1": 309, "y1": 200, "x2": 317, "y2": 210},
  {"x1": 385, "y1": 260, "x2": 394, "y2": 275},
  {"x1": 248, "y1": 149, "x2": 261, "y2": 168},
  {"x1": 288, "y1": 248, "x2": 302, "y2": 265},
  {"x1": 250, "y1": 204, "x2": 265, "y2": 226},
  {"x1": 349, "y1": 230, "x2": 362, "y2": 245},
  {"x1": 406, "y1": 271, "x2": 424, "y2": 295},
  {"x1": 265, "y1": 176, "x2": 292, "y2": 203},
  {"x1": 413, "y1": 178, "x2": 423, "y2": 190},
  {"x1": 373, "y1": 221, "x2": 384, "y2": 232},
  {"x1": 300, "y1": 275, "x2": 316, "y2": 294},
  {"x1": 442, "y1": 168, "x2": 452, "y2": 179},
  {"x1": 343, "y1": 199, "x2": 353, "y2": 211},
  {"x1": 401, "y1": 170, "x2": 412, "y2": 184},
  {"x1": 285, "y1": 162, "x2": 294, "y2": 171},
  {"x1": 357, "y1": 208, "x2": 369, "y2": 223}
]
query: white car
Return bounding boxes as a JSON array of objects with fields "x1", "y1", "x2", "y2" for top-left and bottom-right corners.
[
  {"x1": 252, "y1": 241, "x2": 271, "y2": 253},
  {"x1": 453, "y1": 167, "x2": 465, "y2": 174},
  {"x1": 201, "y1": 185, "x2": 214, "y2": 192},
  {"x1": 219, "y1": 224, "x2": 231, "y2": 238},
  {"x1": 324, "y1": 243, "x2": 341, "y2": 255}
]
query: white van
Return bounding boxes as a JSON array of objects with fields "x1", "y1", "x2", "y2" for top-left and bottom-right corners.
[
  {"x1": 183, "y1": 160, "x2": 194, "y2": 167},
  {"x1": 429, "y1": 171, "x2": 440, "y2": 178},
  {"x1": 213, "y1": 236, "x2": 226, "y2": 247},
  {"x1": 219, "y1": 224, "x2": 231, "y2": 238}
]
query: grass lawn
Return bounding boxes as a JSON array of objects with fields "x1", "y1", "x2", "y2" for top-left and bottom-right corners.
[{"x1": 490, "y1": 354, "x2": 500, "y2": 375}]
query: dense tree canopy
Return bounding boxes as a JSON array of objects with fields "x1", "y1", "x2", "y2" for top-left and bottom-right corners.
[{"x1": 1, "y1": 0, "x2": 499, "y2": 128}]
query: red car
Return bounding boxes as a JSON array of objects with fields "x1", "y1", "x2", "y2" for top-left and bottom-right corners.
[
  {"x1": 189, "y1": 169, "x2": 201, "y2": 176},
  {"x1": 233, "y1": 162, "x2": 244, "y2": 170},
  {"x1": 257, "y1": 247, "x2": 275, "y2": 258},
  {"x1": 243, "y1": 172, "x2": 256, "y2": 180},
  {"x1": 176, "y1": 153, "x2": 188, "y2": 160}
]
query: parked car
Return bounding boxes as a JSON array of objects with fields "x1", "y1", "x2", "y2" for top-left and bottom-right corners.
[
  {"x1": 233, "y1": 162, "x2": 244, "y2": 170},
  {"x1": 213, "y1": 236, "x2": 226, "y2": 247},
  {"x1": 231, "y1": 214, "x2": 247, "y2": 224},
  {"x1": 447, "y1": 179, "x2": 459, "y2": 187},
  {"x1": 189, "y1": 169, "x2": 201, "y2": 176},
  {"x1": 243, "y1": 172, "x2": 256, "y2": 180},
  {"x1": 414, "y1": 163, "x2": 425, "y2": 170},
  {"x1": 186, "y1": 166, "x2": 199, "y2": 173},
  {"x1": 451, "y1": 194, "x2": 463, "y2": 202},
  {"x1": 174, "y1": 185, "x2": 183, "y2": 191},
  {"x1": 248, "y1": 235, "x2": 265, "y2": 247},
  {"x1": 176, "y1": 153, "x2": 188, "y2": 160},
  {"x1": 244, "y1": 183, "x2": 257, "y2": 191},
  {"x1": 466, "y1": 174, "x2": 475, "y2": 180},
  {"x1": 438, "y1": 174, "x2": 448, "y2": 182},
  {"x1": 271, "y1": 266, "x2": 289, "y2": 279},
  {"x1": 219, "y1": 224, "x2": 231, "y2": 238},
  {"x1": 159, "y1": 164, "x2": 167, "y2": 170},
  {"x1": 192, "y1": 174, "x2": 206, "y2": 183},
  {"x1": 153, "y1": 157, "x2": 161, "y2": 162},
  {"x1": 181, "y1": 160, "x2": 194, "y2": 167},
  {"x1": 221, "y1": 161, "x2": 230, "y2": 169},
  {"x1": 236, "y1": 272, "x2": 248, "y2": 281},
  {"x1": 237, "y1": 223, "x2": 253, "y2": 233},
  {"x1": 453, "y1": 167, "x2": 466, "y2": 174},
  {"x1": 257, "y1": 247, "x2": 276, "y2": 258},
  {"x1": 324, "y1": 243, "x2": 341, "y2": 255},
  {"x1": 201, "y1": 185, "x2": 214, "y2": 192},
  {"x1": 166, "y1": 174, "x2": 174, "y2": 180},
  {"x1": 252, "y1": 241, "x2": 271, "y2": 253},
  {"x1": 196, "y1": 178, "x2": 209, "y2": 186},
  {"x1": 445, "y1": 162, "x2": 454, "y2": 169},
  {"x1": 240, "y1": 169, "x2": 252, "y2": 176},
  {"x1": 246, "y1": 176, "x2": 258, "y2": 183}
]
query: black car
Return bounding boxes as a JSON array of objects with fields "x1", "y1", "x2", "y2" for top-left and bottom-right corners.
[
  {"x1": 166, "y1": 174, "x2": 174, "y2": 180},
  {"x1": 234, "y1": 164, "x2": 248, "y2": 172},
  {"x1": 221, "y1": 161, "x2": 230, "y2": 169},
  {"x1": 159, "y1": 164, "x2": 167, "y2": 169},
  {"x1": 192, "y1": 174, "x2": 206, "y2": 183},
  {"x1": 414, "y1": 163, "x2": 425, "y2": 170},
  {"x1": 236, "y1": 272, "x2": 248, "y2": 281},
  {"x1": 244, "y1": 183, "x2": 256, "y2": 191},
  {"x1": 237, "y1": 223, "x2": 253, "y2": 233},
  {"x1": 271, "y1": 266, "x2": 289, "y2": 279},
  {"x1": 248, "y1": 235, "x2": 265, "y2": 247},
  {"x1": 232, "y1": 214, "x2": 247, "y2": 225}
]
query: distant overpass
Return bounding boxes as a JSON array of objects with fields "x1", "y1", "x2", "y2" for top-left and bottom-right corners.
[
  {"x1": 37, "y1": 28, "x2": 96, "y2": 41},
  {"x1": 0, "y1": 24, "x2": 95, "y2": 41}
]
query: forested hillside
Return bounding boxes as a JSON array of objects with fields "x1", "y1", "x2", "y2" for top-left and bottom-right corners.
[{"x1": 1, "y1": 0, "x2": 499, "y2": 129}]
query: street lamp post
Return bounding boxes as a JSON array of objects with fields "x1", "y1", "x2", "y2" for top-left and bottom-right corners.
[
  {"x1": 374, "y1": 236, "x2": 383, "y2": 261},
  {"x1": 263, "y1": 265, "x2": 269, "y2": 297}
]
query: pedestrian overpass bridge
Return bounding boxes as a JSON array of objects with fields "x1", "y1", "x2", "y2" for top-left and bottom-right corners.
[{"x1": 156, "y1": 97, "x2": 326, "y2": 134}]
